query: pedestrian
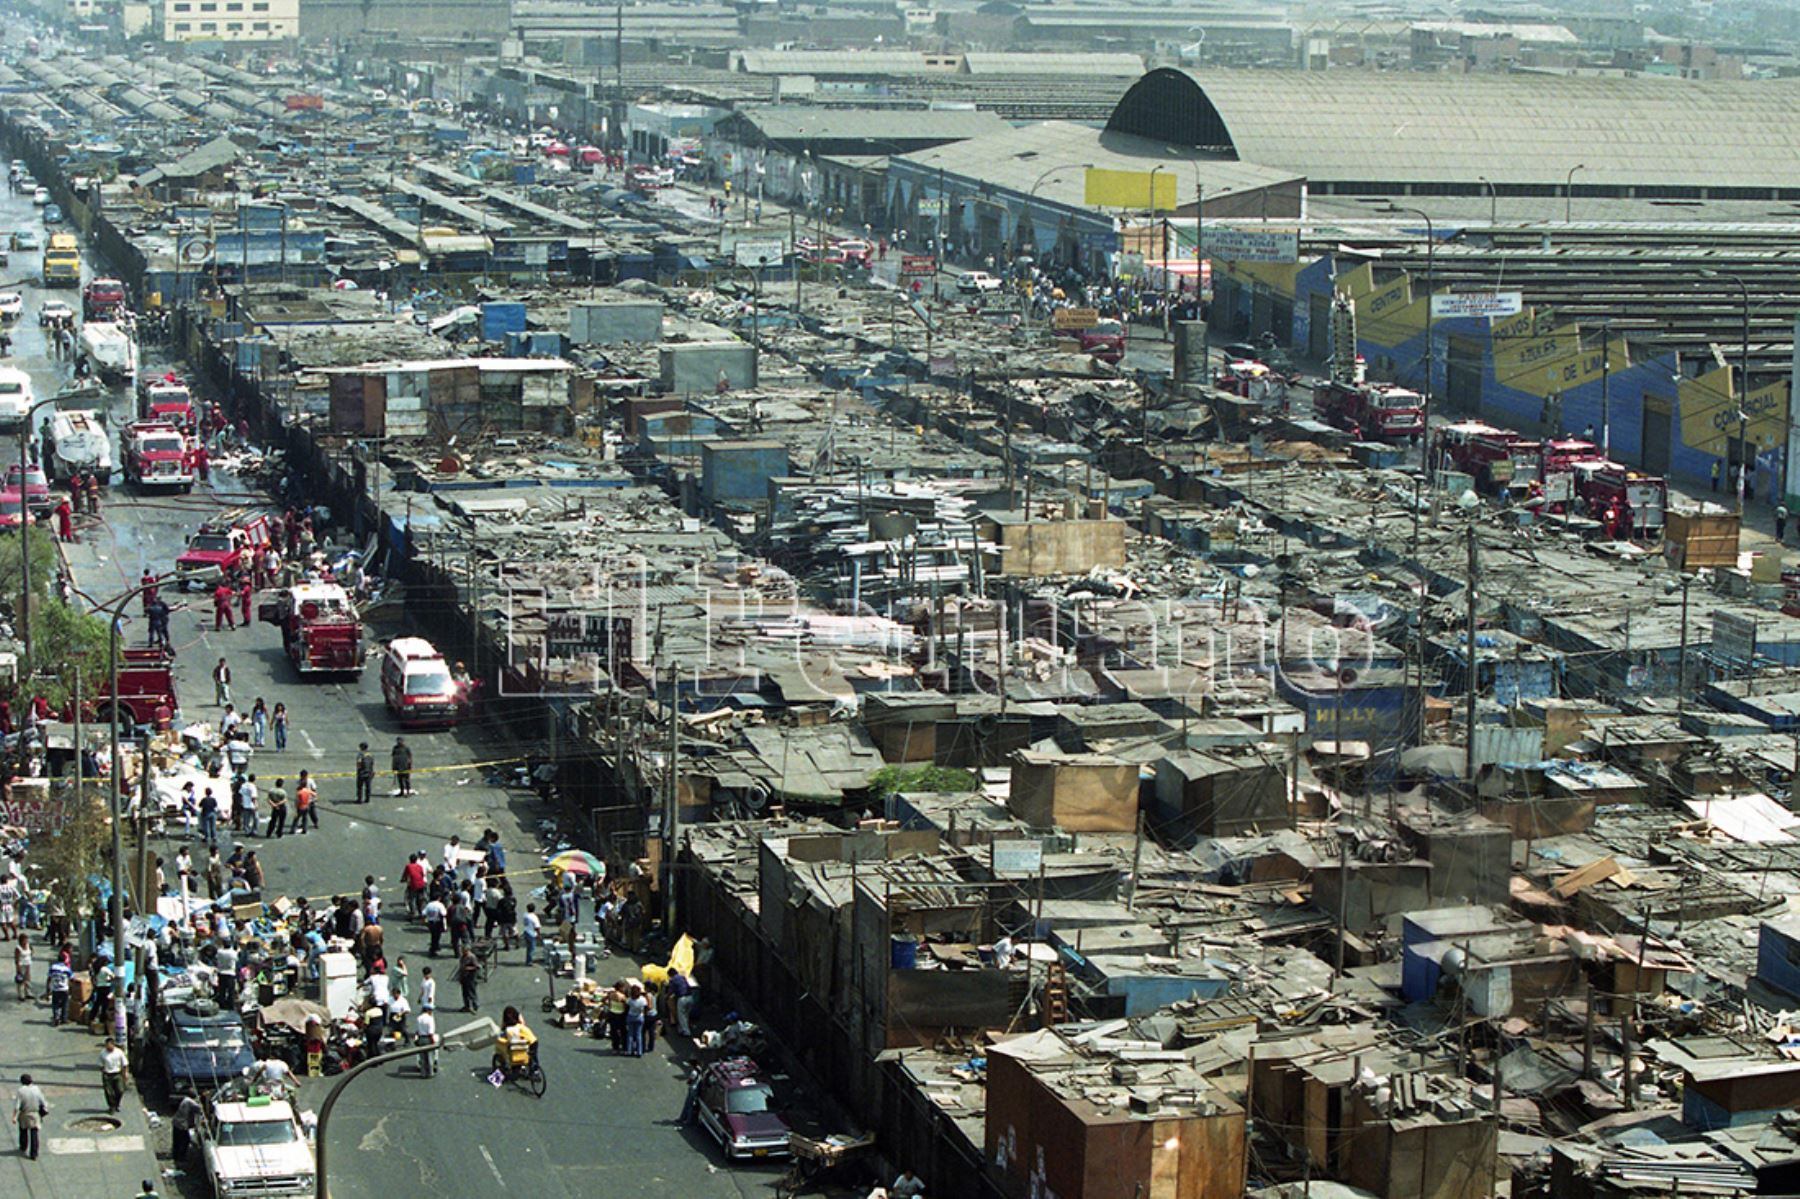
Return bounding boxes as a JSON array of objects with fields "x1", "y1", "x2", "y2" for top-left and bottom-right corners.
[
  {"x1": 212, "y1": 657, "x2": 231, "y2": 706},
  {"x1": 12, "y1": 934, "x2": 29, "y2": 1001},
  {"x1": 53, "y1": 497, "x2": 72, "y2": 542},
  {"x1": 84, "y1": 472, "x2": 100, "y2": 518},
  {"x1": 402, "y1": 853, "x2": 426, "y2": 918},
  {"x1": 294, "y1": 776, "x2": 314, "y2": 834},
  {"x1": 391, "y1": 738, "x2": 413, "y2": 796},
  {"x1": 521, "y1": 903, "x2": 540, "y2": 966},
  {"x1": 45, "y1": 953, "x2": 70, "y2": 1026},
  {"x1": 455, "y1": 945, "x2": 480, "y2": 1012},
  {"x1": 1712, "y1": 459, "x2": 1722, "y2": 492},
  {"x1": 250, "y1": 698, "x2": 267, "y2": 747},
  {"x1": 669, "y1": 967, "x2": 696, "y2": 1037},
  {"x1": 625, "y1": 983, "x2": 647, "y2": 1056},
  {"x1": 199, "y1": 788, "x2": 219, "y2": 847},
  {"x1": 214, "y1": 940, "x2": 239, "y2": 1006},
  {"x1": 355, "y1": 742, "x2": 375, "y2": 804},
  {"x1": 1780, "y1": 504, "x2": 1790, "y2": 544},
  {"x1": 99, "y1": 1037, "x2": 129, "y2": 1113},
  {"x1": 238, "y1": 578, "x2": 252, "y2": 627},
  {"x1": 204, "y1": 846, "x2": 223, "y2": 899},
  {"x1": 13, "y1": 1072, "x2": 47, "y2": 1160},
  {"x1": 272, "y1": 702, "x2": 288, "y2": 750},
  {"x1": 423, "y1": 894, "x2": 447, "y2": 957},
  {"x1": 171, "y1": 1094, "x2": 202, "y2": 1162},
  {"x1": 415, "y1": 1004, "x2": 438, "y2": 1077},
  {"x1": 266, "y1": 778, "x2": 288, "y2": 839},
  {"x1": 212, "y1": 582, "x2": 235, "y2": 631},
  {"x1": 145, "y1": 596, "x2": 171, "y2": 652},
  {"x1": 419, "y1": 965, "x2": 436, "y2": 1013},
  {"x1": 496, "y1": 882, "x2": 518, "y2": 950}
]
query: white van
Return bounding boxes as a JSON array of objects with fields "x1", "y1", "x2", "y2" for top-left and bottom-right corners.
[
  {"x1": 380, "y1": 636, "x2": 464, "y2": 727},
  {"x1": 0, "y1": 366, "x2": 34, "y2": 428}
]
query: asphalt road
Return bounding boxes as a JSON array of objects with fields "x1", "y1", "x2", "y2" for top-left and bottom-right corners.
[{"x1": 0, "y1": 186, "x2": 776, "y2": 1196}]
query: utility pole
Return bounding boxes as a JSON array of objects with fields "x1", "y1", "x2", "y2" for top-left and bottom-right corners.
[
  {"x1": 1126, "y1": 810, "x2": 1145, "y2": 911},
  {"x1": 1676, "y1": 574, "x2": 1692, "y2": 711},
  {"x1": 662, "y1": 663, "x2": 680, "y2": 929},
  {"x1": 1464, "y1": 522, "x2": 1479, "y2": 781},
  {"x1": 790, "y1": 208, "x2": 800, "y2": 310},
  {"x1": 1599, "y1": 323, "x2": 1612, "y2": 459},
  {"x1": 1333, "y1": 832, "x2": 1348, "y2": 983}
]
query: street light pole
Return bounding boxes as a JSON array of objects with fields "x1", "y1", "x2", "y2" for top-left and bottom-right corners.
[
  {"x1": 1398, "y1": 207, "x2": 1436, "y2": 475},
  {"x1": 1565, "y1": 163, "x2": 1587, "y2": 224}
]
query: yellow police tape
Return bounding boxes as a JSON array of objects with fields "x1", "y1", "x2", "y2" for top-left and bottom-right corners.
[{"x1": 263, "y1": 754, "x2": 530, "y2": 782}]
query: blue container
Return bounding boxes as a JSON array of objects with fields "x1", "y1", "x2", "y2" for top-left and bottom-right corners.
[
  {"x1": 481, "y1": 302, "x2": 527, "y2": 342},
  {"x1": 513, "y1": 164, "x2": 536, "y2": 186},
  {"x1": 891, "y1": 936, "x2": 919, "y2": 970}
]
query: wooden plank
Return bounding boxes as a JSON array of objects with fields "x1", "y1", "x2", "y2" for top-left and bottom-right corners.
[{"x1": 1552, "y1": 855, "x2": 1620, "y2": 898}]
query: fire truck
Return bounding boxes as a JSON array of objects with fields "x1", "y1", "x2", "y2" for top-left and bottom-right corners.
[
  {"x1": 89, "y1": 648, "x2": 179, "y2": 730},
  {"x1": 139, "y1": 375, "x2": 198, "y2": 432},
  {"x1": 1317, "y1": 293, "x2": 1424, "y2": 441},
  {"x1": 82, "y1": 277, "x2": 127, "y2": 321},
  {"x1": 124, "y1": 420, "x2": 194, "y2": 491},
  {"x1": 258, "y1": 583, "x2": 365, "y2": 676},
  {"x1": 175, "y1": 515, "x2": 271, "y2": 583},
  {"x1": 1316, "y1": 379, "x2": 1426, "y2": 442},
  {"x1": 1572, "y1": 461, "x2": 1668, "y2": 538},
  {"x1": 1436, "y1": 421, "x2": 1542, "y2": 493}
]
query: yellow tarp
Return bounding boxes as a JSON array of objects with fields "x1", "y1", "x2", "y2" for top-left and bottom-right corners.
[{"x1": 640, "y1": 933, "x2": 695, "y2": 988}]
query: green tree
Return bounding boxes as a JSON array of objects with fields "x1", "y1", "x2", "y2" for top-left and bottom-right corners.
[{"x1": 0, "y1": 526, "x2": 116, "y2": 708}]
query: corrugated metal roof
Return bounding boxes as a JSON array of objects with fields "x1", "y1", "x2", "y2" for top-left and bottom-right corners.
[
  {"x1": 1110, "y1": 68, "x2": 1800, "y2": 189},
  {"x1": 727, "y1": 104, "x2": 1008, "y2": 144}
]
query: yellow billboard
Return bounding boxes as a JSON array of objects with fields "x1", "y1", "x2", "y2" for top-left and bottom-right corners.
[{"x1": 1084, "y1": 168, "x2": 1179, "y2": 211}]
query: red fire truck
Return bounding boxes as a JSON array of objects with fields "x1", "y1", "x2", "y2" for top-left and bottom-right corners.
[
  {"x1": 258, "y1": 583, "x2": 365, "y2": 676},
  {"x1": 1436, "y1": 421, "x2": 1543, "y2": 493},
  {"x1": 1315, "y1": 379, "x2": 1426, "y2": 442},
  {"x1": 1573, "y1": 461, "x2": 1668, "y2": 539}
]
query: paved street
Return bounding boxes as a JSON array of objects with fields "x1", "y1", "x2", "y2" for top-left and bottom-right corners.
[{"x1": 0, "y1": 187, "x2": 771, "y2": 1198}]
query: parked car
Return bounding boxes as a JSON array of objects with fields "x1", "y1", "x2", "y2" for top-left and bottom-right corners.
[
  {"x1": 694, "y1": 1057, "x2": 792, "y2": 1161},
  {"x1": 198, "y1": 1093, "x2": 316, "y2": 1198},
  {"x1": 1077, "y1": 318, "x2": 1126, "y2": 364},
  {"x1": 31, "y1": 186, "x2": 48, "y2": 206},
  {"x1": 0, "y1": 489, "x2": 30, "y2": 531},
  {"x1": 11, "y1": 229, "x2": 41, "y2": 252},
  {"x1": 42, "y1": 203, "x2": 61, "y2": 225},
  {"x1": 956, "y1": 270, "x2": 1003, "y2": 294},
  {"x1": 156, "y1": 1002, "x2": 255, "y2": 1095},
  {"x1": 5, "y1": 462, "x2": 50, "y2": 514},
  {"x1": 38, "y1": 299, "x2": 71, "y2": 325},
  {"x1": 0, "y1": 294, "x2": 23, "y2": 321}
]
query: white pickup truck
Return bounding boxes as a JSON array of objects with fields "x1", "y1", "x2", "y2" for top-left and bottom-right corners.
[{"x1": 199, "y1": 1095, "x2": 317, "y2": 1199}]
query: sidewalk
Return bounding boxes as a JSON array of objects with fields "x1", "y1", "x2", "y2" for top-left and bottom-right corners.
[{"x1": 0, "y1": 974, "x2": 172, "y2": 1198}]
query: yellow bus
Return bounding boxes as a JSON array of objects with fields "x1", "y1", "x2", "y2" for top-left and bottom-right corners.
[{"x1": 42, "y1": 232, "x2": 79, "y2": 287}]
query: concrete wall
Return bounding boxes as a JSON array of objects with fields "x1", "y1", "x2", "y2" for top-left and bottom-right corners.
[
  {"x1": 660, "y1": 340, "x2": 756, "y2": 394},
  {"x1": 571, "y1": 299, "x2": 663, "y2": 346},
  {"x1": 301, "y1": 0, "x2": 508, "y2": 36}
]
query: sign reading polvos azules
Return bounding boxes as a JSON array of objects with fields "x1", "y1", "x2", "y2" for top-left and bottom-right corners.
[
  {"x1": 1201, "y1": 226, "x2": 1300, "y2": 263},
  {"x1": 1430, "y1": 291, "x2": 1525, "y2": 319}
]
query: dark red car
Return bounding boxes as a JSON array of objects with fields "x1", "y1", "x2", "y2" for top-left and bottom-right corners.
[{"x1": 694, "y1": 1057, "x2": 791, "y2": 1161}]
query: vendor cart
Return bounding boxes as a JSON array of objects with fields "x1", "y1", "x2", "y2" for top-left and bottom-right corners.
[{"x1": 776, "y1": 1132, "x2": 876, "y2": 1198}]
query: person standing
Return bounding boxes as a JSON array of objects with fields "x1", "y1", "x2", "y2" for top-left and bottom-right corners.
[
  {"x1": 521, "y1": 903, "x2": 541, "y2": 966},
  {"x1": 271, "y1": 702, "x2": 288, "y2": 751},
  {"x1": 355, "y1": 743, "x2": 375, "y2": 804},
  {"x1": 668, "y1": 967, "x2": 696, "y2": 1037},
  {"x1": 423, "y1": 894, "x2": 447, "y2": 957},
  {"x1": 237, "y1": 578, "x2": 252, "y2": 628},
  {"x1": 415, "y1": 1004, "x2": 438, "y2": 1078},
  {"x1": 625, "y1": 984, "x2": 647, "y2": 1057},
  {"x1": 293, "y1": 777, "x2": 314, "y2": 834},
  {"x1": 99, "y1": 1037, "x2": 129, "y2": 1113},
  {"x1": 266, "y1": 778, "x2": 288, "y2": 839},
  {"x1": 418, "y1": 965, "x2": 436, "y2": 1014},
  {"x1": 13, "y1": 1072, "x2": 47, "y2": 1160},
  {"x1": 250, "y1": 698, "x2": 268, "y2": 747},
  {"x1": 454, "y1": 945, "x2": 480, "y2": 1013},
  {"x1": 212, "y1": 657, "x2": 231, "y2": 706},
  {"x1": 212, "y1": 582, "x2": 235, "y2": 631},
  {"x1": 45, "y1": 954, "x2": 71, "y2": 1026},
  {"x1": 1779, "y1": 503, "x2": 1790, "y2": 544},
  {"x1": 391, "y1": 738, "x2": 413, "y2": 796},
  {"x1": 12, "y1": 933, "x2": 30, "y2": 1001},
  {"x1": 402, "y1": 853, "x2": 427, "y2": 918}
]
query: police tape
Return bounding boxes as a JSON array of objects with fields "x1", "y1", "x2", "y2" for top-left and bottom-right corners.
[{"x1": 274, "y1": 754, "x2": 530, "y2": 782}]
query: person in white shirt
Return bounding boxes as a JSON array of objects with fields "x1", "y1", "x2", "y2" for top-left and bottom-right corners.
[
  {"x1": 99, "y1": 1039, "x2": 129, "y2": 1113},
  {"x1": 415, "y1": 1007, "x2": 438, "y2": 1077},
  {"x1": 441, "y1": 836, "x2": 461, "y2": 875},
  {"x1": 387, "y1": 992, "x2": 411, "y2": 1036},
  {"x1": 251, "y1": 1057, "x2": 293, "y2": 1096},
  {"x1": 418, "y1": 966, "x2": 436, "y2": 1012},
  {"x1": 365, "y1": 970, "x2": 391, "y2": 1016}
]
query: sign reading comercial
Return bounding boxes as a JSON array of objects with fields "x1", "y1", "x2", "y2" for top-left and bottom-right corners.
[
  {"x1": 1712, "y1": 610, "x2": 1758, "y2": 670},
  {"x1": 991, "y1": 838, "x2": 1045, "y2": 878},
  {"x1": 1201, "y1": 226, "x2": 1300, "y2": 264},
  {"x1": 1430, "y1": 290, "x2": 1525, "y2": 320}
]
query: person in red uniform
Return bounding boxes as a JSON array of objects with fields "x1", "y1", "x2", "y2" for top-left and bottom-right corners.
[
  {"x1": 53, "y1": 498, "x2": 73, "y2": 542},
  {"x1": 238, "y1": 578, "x2": 253, "y2": 626},
  {"x1": 193, "y1": 443, "x2": 210, "y2": 483},
  {"x1": 212, "y1": 581, "x2": 236, "y2": 631},
  {"x1": 141, "y1": 569, "x2": 158, "y2": 614}
]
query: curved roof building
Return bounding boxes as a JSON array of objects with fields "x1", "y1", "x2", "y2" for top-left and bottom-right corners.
[{"x1": 1108, "y1": 68, "x2": 1800, "y2": 198}]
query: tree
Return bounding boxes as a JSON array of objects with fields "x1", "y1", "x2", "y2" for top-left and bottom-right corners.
[
  {"x1": 0, "y1": 526, "x2": 116, "y2": 708},
  {"x1": 869, "y1": 763, "x2": 980, "y2": 802},
  {"x1": 27, "y1": 786, "x2": 110, "y2": 939}
]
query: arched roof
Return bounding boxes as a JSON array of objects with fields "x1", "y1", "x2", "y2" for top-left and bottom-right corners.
[{"x1": 1107, "y1": 68, "x2": 1800, "y2": 191}]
